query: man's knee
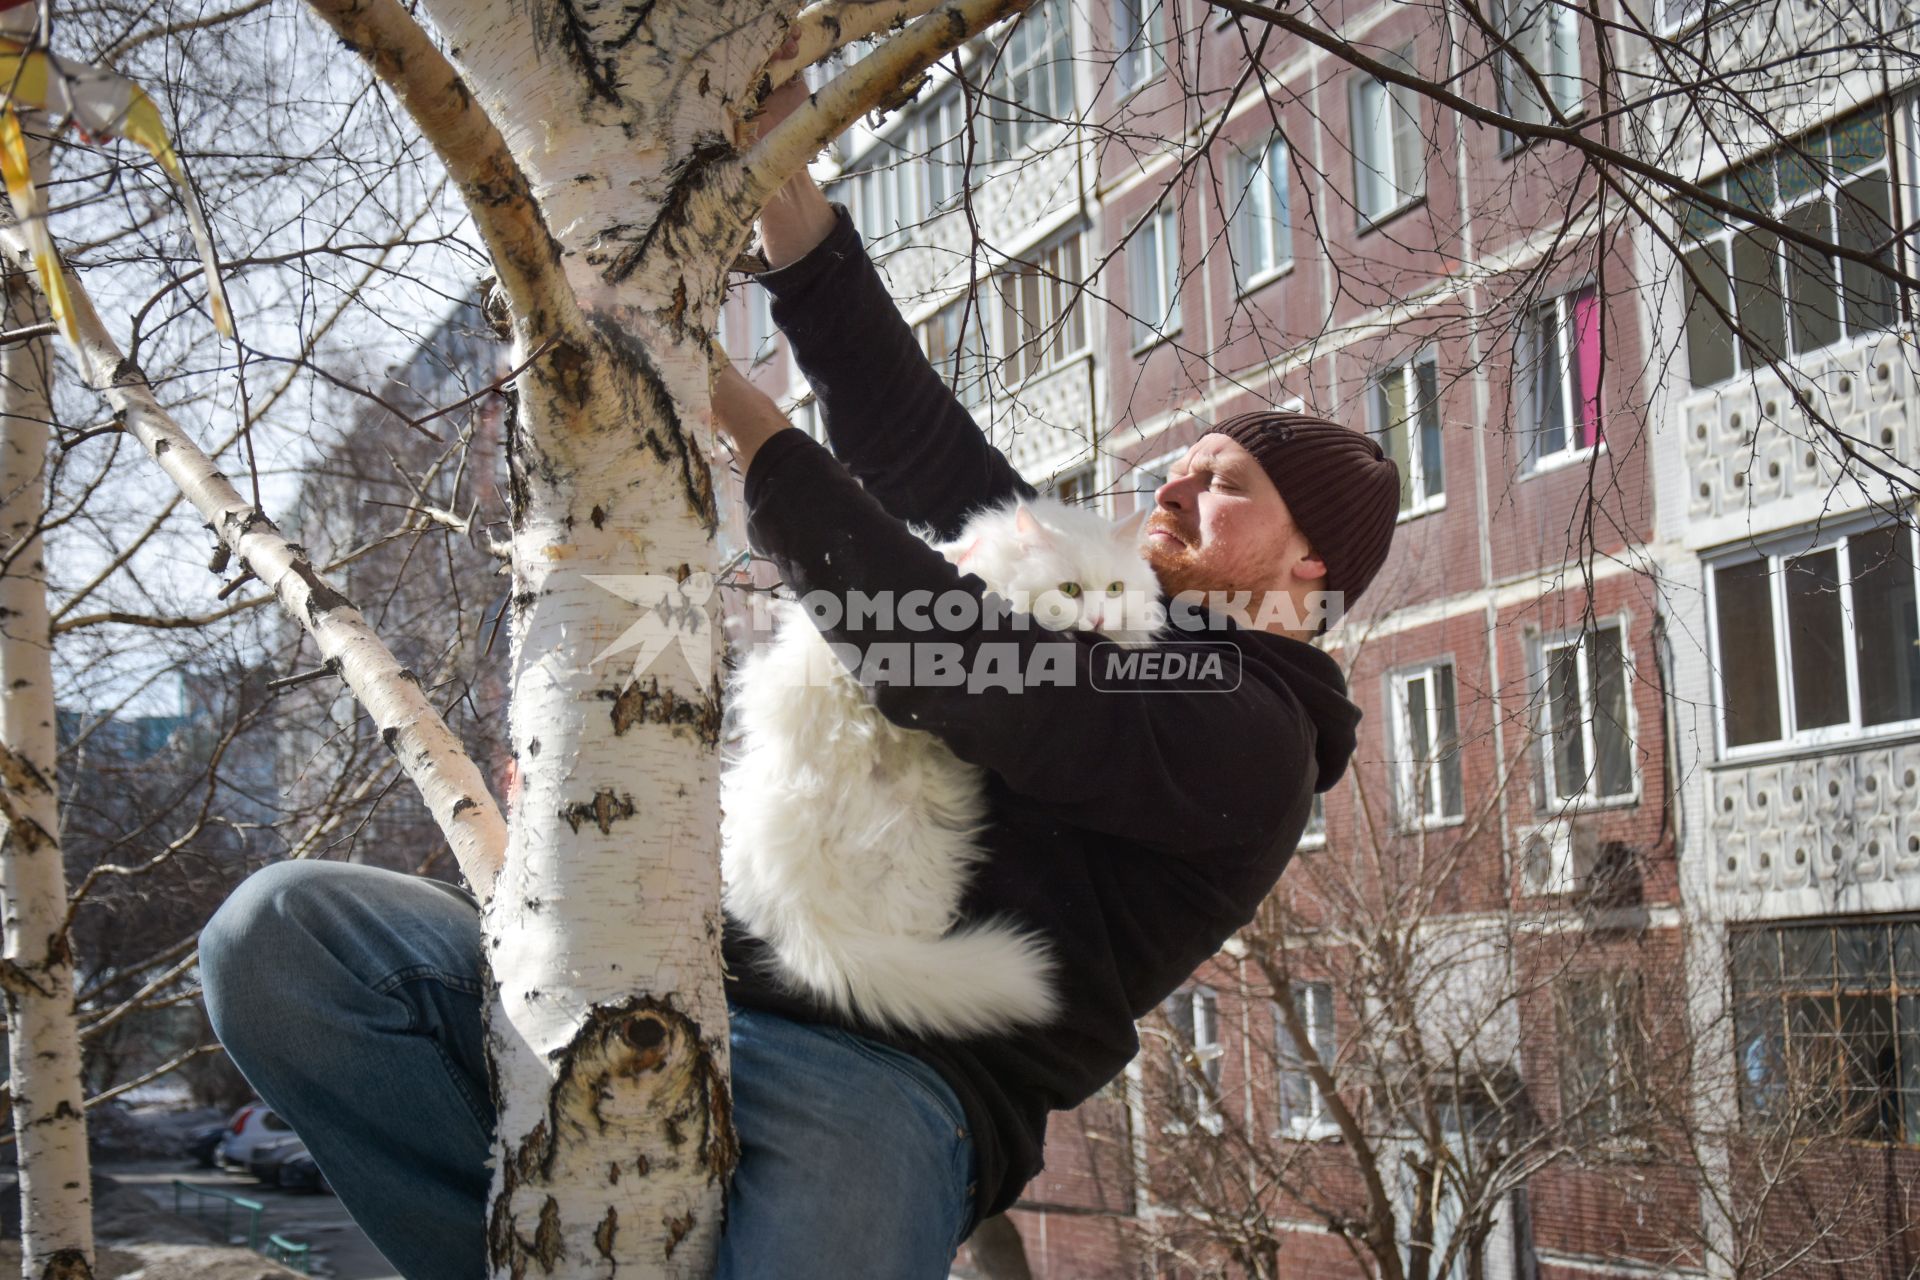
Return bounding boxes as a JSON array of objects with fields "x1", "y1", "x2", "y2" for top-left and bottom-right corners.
[{"x1": 200, "y1": 861, "x2": 367, "y2": 1034}]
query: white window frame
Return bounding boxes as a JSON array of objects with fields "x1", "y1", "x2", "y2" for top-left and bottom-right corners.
[
  {"x1": 1112, "y1": 0, "x2": 1165, "y2": 99},
  {"x1": 999, "y1": 232, "x2": 1090, "y2": 385},
  {"x1": 1677, "y1": 104, "x2": 1898, "y2": 388},
  {"x1": 1299, "y1": 790, "x2": 1327, "y2": 849},
  {"x1": 1532, "y1": 619, "x2": 1638, "y2": 811},
  {"x1": 915, "y1": 295, "x2": 993, "y2": 414},
  {"x1": 1521, "y1": 283, "x2": 1607, "y2": 474},
  {"x1": 1123, "y1": 443, "x2": 1186, "y2": 513},
  {"x1": 1371, "y1": 356, "x2": 1445, "y2": 518},
  {"x1": 1164, "y1": 984, "x2": 1225, "y2": 1134},
  {"x1": 1231, "y1": 131, "x2": 1293, "y2": 293},
  {"x1": 1274, "y1": 981, "x2": 1338, "y2": 1140},
  {"x1": 988, "y1": 0, "x2": 1076, "y2": 162},
  {"x1": 1388, "y1": 660, "x2": 1464, "y2": 830},
  {"x1": 1706, "y1": 521, "x2": 1920, "y2": 760},
  {"x1": 1129, "y1": 205, "x2": 1182, "y2": 350},
  {"x1": 918, "y1": 92, "x2": 971, "y2": 215},
  {"x1": 1493, "y1": 0, "x2": 1581, "y2": 140},
  {"x1": 1045, "y1": 460, "x2": 1096, "y2": 507},
  {"x1": 1348, "y1": 45, "x2": 1425, "y2": 226}
]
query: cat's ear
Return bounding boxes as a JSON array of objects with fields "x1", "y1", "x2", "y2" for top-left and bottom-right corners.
[
  {"x1": 943, "y1": 537, "x2": 984, "y2": 567},
  {"x1": 1113, "y1": 507, "x2": 1148, "y2": 542},
  {"x1": 1014, "y1": 503, "x2": 1052, "y2": 544}
]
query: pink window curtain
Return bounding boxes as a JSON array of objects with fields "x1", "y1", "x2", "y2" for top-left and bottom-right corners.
[{"x1": 1570, "y1": 287, "x2": 1603, "y2": 447}]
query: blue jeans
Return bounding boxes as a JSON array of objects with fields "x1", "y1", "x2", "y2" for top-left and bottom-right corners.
[{"x1": 199, "y1": 860, "x2": 977, "y2": 1280}]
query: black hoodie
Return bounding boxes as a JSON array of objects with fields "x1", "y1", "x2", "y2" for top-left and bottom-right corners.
[{"x1": 721, "y1": 204, "x2": 1362, "y2": 1221}]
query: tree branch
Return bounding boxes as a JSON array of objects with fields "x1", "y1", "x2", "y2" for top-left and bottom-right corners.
[
  {"x1": 768, "y1": 0, "x2": 952, "y2": 90},
  {"x1": 741, "y1": 0, "x2": 1032, "y2": 208},
  {"x1": 0, "y1": 225, "x2": 509, "y2": 902},
  {"x1": 299, "y1": 0, "x2": 582, "y2": 332}
]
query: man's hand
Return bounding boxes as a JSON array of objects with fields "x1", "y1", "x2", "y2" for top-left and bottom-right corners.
[
  {"x1": 739, "y1": 36, "x2": 837, "y2": 269},
  {"x1": 711, "y1": 364, "x2": 794, "y2": 474}
]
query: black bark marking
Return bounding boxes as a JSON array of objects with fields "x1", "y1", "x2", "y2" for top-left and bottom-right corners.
[
  {"x1": 604, "y1": 138, "x2": 734, "y2": 288},
  {"x1": 527, "y1": 736, "x2": 541, "y2": 758},
  {"x1": 38, "y1": 1249, "x2": 92, "y2": 1280},
  {"x1": 663, "y1": 1210, "x2": 694, "y2": 1259},
  {"x1": 594, "y1": 1205, "x2": 618, "y2": 1261},
  {"x1": 486, "y1": 996, "x2": 736, "y2": 1276},
  {"x1": 603, "y1": 675, "x2": 722, "y2": 748},
  {"x1": 559, "y1": 789, "x2": 635, "y2": 835},
  {"x1": 590, "y1": 504, "x2": 606, "y2": 529},
  {"x1": 451, "y1": 796, "x2": 477, "y2": 818}
]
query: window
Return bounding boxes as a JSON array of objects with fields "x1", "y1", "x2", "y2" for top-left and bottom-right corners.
[
  {"x1": 1679, "y1": 105, "x2": 1896, "y2": 387},
  {"x1": 999, "y1": 234, "x2": 1088, "y2": 383},
  {"x1": 1493, "y1": 0, "x2": 1580, "y2": 133},
  {"x1": 1389, "y1": 662, "x2": 1464, "y2": 827},
  {"x1": 1733, "y1": 920, "x2": 1920, "y2": 1142},
  {"x1": 839, "y1": 128, "x2": 932, "y2": 245},
  {"x1": 988, "y1": 0, "x2": 1075, "y2": 161},
  {"x1": 1231, "y1": 132, "x2": 1292, "y2": 289},
  {"x1": 1557, "y1": 971, "x2": 1648, "y2": 1141},
  {"x1": 919, "y1": 93, "x2": 971, "y2": 213},
  {"x1": 1371, "y1": 357, "x2": 1444, "y2": 515},
  {"x1": 916, "y1": 298, "x2": 992, "y2": 413},
  {"x1": 1349, "y1": 46, "x2": 1424, "y2": 224},
  {"x1": 1276, "y1": 982, "x2": 1337, "y2": 1136},
  {"x1": 1521, "y1": 285, "x2": 1603, "y2": 468},
  {"x1": 1710, "y1": 523, "x2": 1920, "y2": 751},
  {"x1": 1165, "y1": 986, "x2": 1223, "y2": 1128},
  {"x1": 1129, "y1": 206, "x2": 1182, "y2": 348},
  {"x1": 1126, "y1": 446, "x2": 1184, "y2": 511},
  {"x1": 719, "y1": 283, "x2": 774, "y2": 366},
  {"x1": 1112, "y1": 0, "x2": 1164, "y2": 98},
  {"x1": 1300, "y1": 791, "x2": 1327, "y2": 848},
  {"x1": 1046, "y1": 461, "x2": 1096, "y2": 506},
  {"x1": 1533, "y1": 623, "x2": 1634, "y2": 807}
]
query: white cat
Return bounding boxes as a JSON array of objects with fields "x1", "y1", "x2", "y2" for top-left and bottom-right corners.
[{"x1": 721, "y1": 496, "x2": 1161, "y2": 1039}]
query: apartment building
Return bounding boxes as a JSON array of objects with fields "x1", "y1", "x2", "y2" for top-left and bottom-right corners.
[{"x1": 714, "y1": 0, "x2": 1920, "y2": 1274}]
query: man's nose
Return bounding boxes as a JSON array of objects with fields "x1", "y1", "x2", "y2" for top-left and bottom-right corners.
[{"x1": 1154, "y1": 474, "x2": 1195, "y2": 511}]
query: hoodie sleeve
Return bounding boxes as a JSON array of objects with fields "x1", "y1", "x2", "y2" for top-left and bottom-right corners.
[
  {"x1": 744, "y1": 429, "x2": 1317, "y2": 858},
  {"x1": 754, "y1": 203, "x2": 1037, "y2": 542}
]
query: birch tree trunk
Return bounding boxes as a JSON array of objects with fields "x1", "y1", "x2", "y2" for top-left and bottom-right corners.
[
  {"x1": 0, "y1": 139, "x2": 93, "y2": 1280},
  {"x1": 286, "y1": 1, "x2": 1025, "y2": 1272}
]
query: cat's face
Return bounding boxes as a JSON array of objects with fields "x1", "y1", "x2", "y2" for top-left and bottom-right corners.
[{"x1": 945, "y1": 500, "x2": 1162, "y2": 643}]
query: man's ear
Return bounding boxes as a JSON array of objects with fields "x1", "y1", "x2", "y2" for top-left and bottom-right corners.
[{"x1": 1294, "y1": 550, "x2": 1328, "y2": 583}]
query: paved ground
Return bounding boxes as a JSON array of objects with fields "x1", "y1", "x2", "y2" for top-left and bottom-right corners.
[{"x1": 99, "y1": 1160, "x2": 400, "y2": 1280}]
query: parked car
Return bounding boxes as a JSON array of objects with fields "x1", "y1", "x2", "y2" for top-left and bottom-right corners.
[
  {"x1": 183, "y1": 1123, "x2": 225, "y2": 1168},
  {"x1": 246, "y1": 1135, "x2": 307, "y2": 1184},
  {"x1": 274, "y1": 1148, "x2": 332, "y2": 1195},
  {"x1": 215, "y1": 1102, "x2": 295, "y2": 1168}
]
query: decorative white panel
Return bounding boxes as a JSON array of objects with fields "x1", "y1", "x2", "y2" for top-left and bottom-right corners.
[
  {"x1": 1679, "y1": 333, "x2": 1920, "y2": 528},
  {"x1": 991, "y1": 355, "x2": 1096, "y2": 481},
  {"x1": 1708, "y1": 742, "x2": 1920, "y2": 910}
]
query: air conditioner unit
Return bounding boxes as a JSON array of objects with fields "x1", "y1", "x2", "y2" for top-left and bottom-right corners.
[{"x1": 1519, "y1": 817, "x2": 1599, "y2": 896}]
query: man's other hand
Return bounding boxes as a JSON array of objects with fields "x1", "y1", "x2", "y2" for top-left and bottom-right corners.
[{"x1": 711, "y1": 364, "x2": 795, "y2": 474}]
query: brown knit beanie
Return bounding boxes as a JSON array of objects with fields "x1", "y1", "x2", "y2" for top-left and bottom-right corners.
[{"x1": 1201, "y1": 411, "x2": 1401, "y2": 616}]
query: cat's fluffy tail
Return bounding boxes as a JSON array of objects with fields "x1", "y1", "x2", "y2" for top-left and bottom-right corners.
[{"x1": 770, "y1": 918, "x2": 1060, "y2": 1041}]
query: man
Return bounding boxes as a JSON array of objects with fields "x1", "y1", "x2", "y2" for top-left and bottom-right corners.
[{"x1": 199, "y1": 150, "x2": 1399, "y2": 1280}]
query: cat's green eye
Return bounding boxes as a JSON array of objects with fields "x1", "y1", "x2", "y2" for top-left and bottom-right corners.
[
  {"x1": 1106, "y1": 581, "x2": 1124, "y2": 596},
  {"x1": 1058, "y1": 582, "x2": 1082, "y2": 598}
]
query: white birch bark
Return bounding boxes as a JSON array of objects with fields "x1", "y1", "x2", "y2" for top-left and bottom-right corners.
[
  {"x1": 0, "y1": 130, "x2": 93, "y2": 1280},
  {"x1": 288, "y1": 1, "x2": 1030, "y2": 1273}
]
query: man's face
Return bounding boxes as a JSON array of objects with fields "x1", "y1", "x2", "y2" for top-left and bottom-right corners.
[{"x1": 1143, "y1": 435, "x2": 1326, "y2": 617}]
